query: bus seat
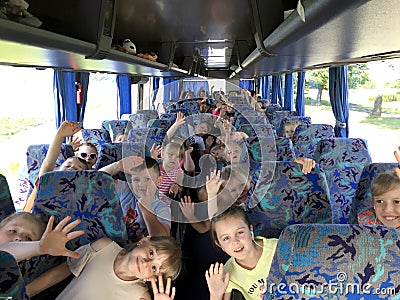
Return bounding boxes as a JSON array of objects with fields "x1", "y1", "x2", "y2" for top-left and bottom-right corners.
[
  {"x1": 0, "y1": 174, "x2": 15, "y2": 221},
  {"x1": 292, "y1": 124, "x2": 334, "y2": 158},
  {"x1": 313, "y1": 138, "x2": 372, "y2": 224},
  {"x1": 147, "y1": 119, "x2": 173, "y2": 131},
  {"x1": 269, "y1": 110, "x2": 296, "y2": 132},
  {"x1": 128, "y1": 114, "x2": 150, "y2": 128},
  {"x1": 180, "y1": 101, "x2": 200, "y2": 114},
  {"x1": 26, "y1": 144, "x2": 74, "y2": 190},
  {"x1": 94, "y1": 142, "x2": 144, "y2": 170},
  {"x1": 101, "y1": 120, "x2": 130, "y2": 141},
  {"x1": 26, "y1": 170, "x2": 128, "y2": 283},
  {"x1": 247, "y1": 162, "x2": 331, "y2": 238},
  {"x1": 80, "y1": 128, "x2": 111, "y2": 146},
  {"x1": 349, "y1": 163, "x2": 399, "y2": 224},
  {"x1": 267, "y1": 224, "x2": 400, "y2": 299},
  {"x1": 136, "y1": 109, "x2": 159, "y2": 120},
  {"x1": 159, "y1": 113, "x2": 177, "y2": 122},
  {"x1": 246, "y1": 137, "x2": 294, "y2": 165},
  {"x1": 265, "y1": 104, "x2": 286, "y2": 121},
  {"x1": 0, "y1": 250, "x2": 28, "y2": 300},
  {"x1": 276, "y1": 116, "x2": 312, "y2": 137}
]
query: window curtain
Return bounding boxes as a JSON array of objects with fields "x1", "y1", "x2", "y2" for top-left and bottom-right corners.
[
  {"x1": 163, "y1": 78, "x2": 179, "y2": 103},
  {"x1": 329, "y1": 66, "x2": 349, "y2": 137},
  {"x1": 182, "y1": 80, "x2": 210, "y2": 96},
  {"x1": 239, "y1": 79, "x2": 254, "y2": 91},
  {"x1": 75, "y1": 72, "x2": 90, "y2": 123},
  {"x1": 258, "y1": 76, "x2": 270, "y2": 100},
  {"x1": 53, "y1": 70, "x2": 78, "y2": 128},
  {"x1": 271, "y1": 75, "x2": 283, "y2": 105},
  {"x1": 283, "y1": 73, "x2": 294, "y2": 111},
  {"x1": 151, "y1": 77, "x2": 160, "y2": 109},
  {"x1": 295, "y1": 71, "x2": 306, "y2": 116},
  {"x1": 117, "y1": 75, "x2": 132, "y2": 117}
]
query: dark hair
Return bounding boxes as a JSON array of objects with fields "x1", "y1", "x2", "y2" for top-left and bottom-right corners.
[
  {"x1": 131, "y1": 156, "x2": 160, "y2": 176},
  {"x1": 210, "y1": 205, "x2": 251, "y2": 245}
]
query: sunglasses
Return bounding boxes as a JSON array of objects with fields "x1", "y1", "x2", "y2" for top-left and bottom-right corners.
[{"x1": 78, "y1": 152, "x2": 97, "y2": 160}]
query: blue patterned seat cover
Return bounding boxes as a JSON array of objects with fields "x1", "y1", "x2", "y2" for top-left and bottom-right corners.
[
  {"x1": 0, "y1": 174, "x2": 15, "y2": 221},
  {"x1": 94, "y1": 142, "x2": 145, "y2": 170},
  {"x1": 266, "y1": 224, "x2": 400, "y2": 299},
  {"x1": 247, "y1": 161, "x2": 332, "y2": 238},
  {"x1": 314, "y1": 138, "x2": 372, "y2": 224},
  {"x1": 292, "y1": 124, "x2": 334, "y2": 158},
  {"x1": 101, "y1": 120, "x2": 130, "y2": 141},
  {"x1": 269, "y1": 111, "x2": 297, "y2": 132},
  {"x1": 25, "y1": 170, "x2": 128, "y2": 283},
  {"x1": 276, "y1": 116, "x2": 312, "y2": 137},
  {"x1": 0, "y1": 250, "x2": 28, "y2": 300},
  {"x1": 349, "y1": 163, "x2": 399, "y2": 224},
  {"x1": 136, "y1": 109, "x2": 159, "y2": 120},
  {"x1": 80, "y1": 128, "x2": 111, "y2": 147}
]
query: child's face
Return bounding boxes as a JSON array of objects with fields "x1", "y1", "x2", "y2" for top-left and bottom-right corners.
[
  {"x1": 214, "y1": 216, "x2": 253, "y2": 260},
  {"x1": 77, "y1": 145, "x2": 98, "y2": 169},
  {"x1": 374, "y1": 186, "x2": 400, "y2": 228},
  {"x1": 162, "y1": 147, "x2": 180, "y2": 170},
  {"x1": 225, "y1": 177, "x2": 248, "y2": 204},
  {"x1": 60, "y1": 157, "x2": 87, "y2": 171},
  {"x1": 130, "y1": 168, "x2": 160, "y2": 199},
  {"x1": 115, "y1": 134, "x2": 128, "y2": 142},
  {"x1": 284, "y1": 124, "x2": 297, "y2": 139},
  {"x1": 127, "y1": 241, "x2": 168, "y2": 280},
  {"x1": 210, "y1": 148, "x2": 224, "y2": 161},
  {"x1": 226, "y1": 144, "x2": 242, "y2": 164},
  {"x1": 0, "y1": 216, "x2": 41, "y2": 245}
]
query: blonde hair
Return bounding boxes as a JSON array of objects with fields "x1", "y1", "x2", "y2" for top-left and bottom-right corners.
[
  {"x1": 371, "y1": 172, "x2": 400, "y2": 199},
  {"x1": 0, "y1": 212, "x2": 45, "y2": 241},
  {"x1": 125, "y1": 236, "x2": 182, "y2": 280}
]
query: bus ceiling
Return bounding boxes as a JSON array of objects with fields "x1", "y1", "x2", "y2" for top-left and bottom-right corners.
[{"x1": 0, "y1": 0, "x2": 399, "y2": 79}]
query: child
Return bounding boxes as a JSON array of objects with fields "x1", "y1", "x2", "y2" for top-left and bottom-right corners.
[
  {"x1": 75, "y1": 142, "x2": 98, "y2": 169},
  {"x1": 114, "y1": 132, "x2": 128, "y2": 142},
  {"x1": 100, "y1": 156, "x2": 171, "y2": 238},
  {"x1": 0, "y1": 214, "x2": 84, "y2": 262},
  {"x1": 26, "y1": 236, "x2": 182, "y2": 300},
  {"x1": 23, "y1": 121, "x2": 89, "y2": 212},
  {"x1": 283, "y1": 120, "x2": 299, "y2": 140},
  {"x1": 205, "y1": 205, "x2": 278, "y2": 300},
  {"x1": 358, "y1": 146, "x2": 400, "y2": 230},
  {"x1": 358, "y1": 172, "x2": 400, "y2": 230}
]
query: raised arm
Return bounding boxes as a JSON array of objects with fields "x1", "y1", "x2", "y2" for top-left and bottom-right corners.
[
  {"x1": 0, "y1": 215, "x2": 84, "y2": 262},
  {"x1": 39, "y1": 121, "x2": 81, "y2": 176},
  {"x1": 394, "y1": 146, "x2": 400, "y2": 178},
  {"x1": 99, "y1": 156, "x2": 144, "y2": 176},
  {"x1": 166, "y1": 112, "x2": 186, "y2": 140},
  {"x1": 179, "y1": 196, "x2": 211, "y2": 233}
]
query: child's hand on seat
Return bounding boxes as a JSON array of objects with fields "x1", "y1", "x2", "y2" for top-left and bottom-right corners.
[{"x1": 39, "y1": 216, "x2": 84, "y2": 259}]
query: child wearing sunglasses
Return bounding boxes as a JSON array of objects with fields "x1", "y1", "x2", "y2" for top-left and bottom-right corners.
[
  {"x1": 23, "y1": 121, "x2": 90, "y2": 212},
  {"x1": 75, "y1": 142, "x2": 98, "y2": 169}
]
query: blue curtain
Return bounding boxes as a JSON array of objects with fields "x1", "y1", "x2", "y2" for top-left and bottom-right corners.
[
  {"x1": 258, "y1": 76, "x2": 270, "y2": 100},
  {"x1": 151, "y1": 77, "x2": 160, "y2": 109},
  {"x1": 53, "y1": 70, "x2": 77, "y2": 128},
  {"x1": 163, "y1": 78, "x2": 179, "y2": 103},
  {"x1": 329, "y1": 66, "x2": 349, "y2": 137},
  {"x1": 239, "y1": 79, "x2": 254, "y2": 91},
  {"x1": 271, "y1": 75, "x2": 283, "y2": 105},
  {"x1": 284, "y1": 73, "x2": 294, "y2": 111},
  {"x1": 117, "y1": 75, "x2": 132, "y2": 117},
  {"x1": 75, "y1": 72, "x2": 90, "y2": 123},
  {"x1": 183, "y1": 80, "x2": 210, "y2": 96},
  {"x1": 295, "y1": 71, "x2": 306, "y2": 116}
]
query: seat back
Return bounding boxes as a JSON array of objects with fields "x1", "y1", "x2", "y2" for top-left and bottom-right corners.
[
  {"x1": 136, "y1": 109, "x2": 159, "y2": 120},
  {"x1": 292, "y1": 124, "x2": 334, "y2": 158},
  {"x1": 267, "y1": 224, "x2": 400, "y2": 299},
  {"x1": 26, "y1": 170, "x2": 128, "y2": 282},
  {"x1": 276, "y1": 116, "x2": 312, "y2": 137},
  {"x1": 94, "y1": 142, "x2": 145, "y2": 170},
  {"x1": 349, "y1": 163, "x2": 399, "y2": 224},
  {"x1": 247, "y1": 162, "x2": 331, "y2": 238},
  {"x1": 0, "y1": 250, "x2": 28, "y2": 300},
  {"x1": 101, "y1": 120, "x2": 130, "y2": 141},
  {"x1": 79, "y1": 128, "x2": 112, "y2": 146},
  {"x1": 26, "y1": 143, "x2": 74, "y2": 189},
  {"x1": 0, "y1": 174, "x2": 15, "y2": 221},
  {"x1": 314, "y1": 138, "x2": 372, "y2": 224}
]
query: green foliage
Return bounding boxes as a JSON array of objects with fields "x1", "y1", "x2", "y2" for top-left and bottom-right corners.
[
  {"x1": 367, "y1": 94, "x2": 398, "y2": 102},
  {"x1": 384, "y1": 79, "x2": 400, "y2": 88},
  {"x1": 348, "y1": 64, "x2": 373, "y2": 89},
  {"x1": 307, "y1": 69, "x2": 329, "y2": 90},
  {"x1": 0, "y1": 117, "x2": 37, "y2": 142}
]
